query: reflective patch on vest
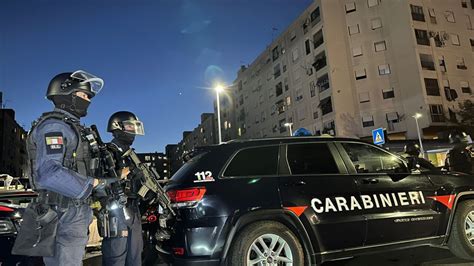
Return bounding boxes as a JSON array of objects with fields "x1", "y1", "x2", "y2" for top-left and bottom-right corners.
[{"x1": 45, "y1": 132, "x2": 64, "y2": 154}]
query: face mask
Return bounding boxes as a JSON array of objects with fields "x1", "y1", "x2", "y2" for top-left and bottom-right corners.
[
  {"x1": 72, "y1": 96, "x2": 90, "y2": 117},
  {"x1": 114, "y1": 130, "x2": 135, "y2": 147}
]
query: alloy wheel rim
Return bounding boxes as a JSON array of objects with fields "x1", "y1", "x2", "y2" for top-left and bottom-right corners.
[
  {"x1": 465, "y1": 211, "x2": 474, "y2": 246},
  {"x1": 246, "y1": 233, "x2": 294, "y2": 266}
]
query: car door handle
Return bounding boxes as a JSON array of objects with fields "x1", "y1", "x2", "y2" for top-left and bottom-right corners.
[
  {"x1": 362, "y1": 178, "x2": 379, "y2": 184},
  {"x1": 284, "y1": 180, "x2": 306, "y2": 186}
]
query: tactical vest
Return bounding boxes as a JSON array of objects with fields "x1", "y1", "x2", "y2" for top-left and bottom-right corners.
[{"x1": 27, "y1": 111, "x2": 95, "y2": 189}]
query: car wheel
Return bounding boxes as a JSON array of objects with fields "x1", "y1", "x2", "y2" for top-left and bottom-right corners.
[
  {"x1": 228, "y1": 221, "x2": 304, "y2": 265},
  {"x1": 448, "y1": 200, "x2": 474, "y2": 260}
]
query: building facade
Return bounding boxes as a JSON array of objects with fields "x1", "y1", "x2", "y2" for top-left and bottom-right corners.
[
  {"x1": 219, "y1": 0, "x2": 474, "y2": 141},
  {"x1": 0, "y1": 109, "x2": 27, "y2": 177},
  {"x1": 136, "y1": 152, "x2": 170, "y2": 179}
]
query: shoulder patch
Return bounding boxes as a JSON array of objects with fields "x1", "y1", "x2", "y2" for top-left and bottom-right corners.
[{"x1": 45, "y1": 132, "x2": 64, "y2": 154}]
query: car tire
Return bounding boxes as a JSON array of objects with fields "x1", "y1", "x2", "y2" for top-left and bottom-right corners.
[
  {"x1": 448, "y1": 200, "x2": 474, "y2": 260},
  {"x1": 228, "y1": 221, "x2": 304, "y2": 266}
]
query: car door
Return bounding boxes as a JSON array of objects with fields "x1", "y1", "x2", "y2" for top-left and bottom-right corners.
[
  {"x1": 278, "y1": 142, "x2": 367, "y2": 252},
  {"x1": 336, "y1": 141, "x2": 440, "y2": 246}
]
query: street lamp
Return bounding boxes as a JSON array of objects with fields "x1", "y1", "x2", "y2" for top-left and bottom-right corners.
[
  {"x1": 412, "y1": 113, "x2": 425, "y2": 157},
  {"x1": 284, "y1": 123, "x2": 293, "y2": 136},
  {"x1": 214, "y1": 85, "x2": 224, "y2": 144}
]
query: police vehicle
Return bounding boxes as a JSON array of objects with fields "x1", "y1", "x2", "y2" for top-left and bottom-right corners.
[{"x1": 158, "y1": 137, "x2": 474, "y2": 265}]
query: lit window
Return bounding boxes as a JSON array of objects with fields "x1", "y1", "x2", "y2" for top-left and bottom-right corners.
[
  {"x1": 359, "y1": 92, "x2": 370, "y2": 103},
  {"x1": 353, "y1": 46, "x2": 363, "y2": 57},
  {"x1": 348, "y1": 24, "x2": 360, "y2": 35},
  {"x1": 374, "y1": 40, "x2": 386, "y2": 52},
  {"x1": 378, "y1": 64, "x2": 391, "y2": 75},
  {"x1": 445, "y1": 11, "x2": 455, "y2": 23},
  {"x1": 345, "y1": 2, "x2": 356, "y2": 13},
  {"x1": 371, "y1": 18, "x2": 382, "y2": 29}
]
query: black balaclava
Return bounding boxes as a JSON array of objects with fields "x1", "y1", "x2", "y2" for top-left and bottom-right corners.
[
  {"x1": 112, "y1": 130, "x2": 135, "y2": 150},
  {"x1": 53, "y1": 93, "x2": 90, "y2": 117}
]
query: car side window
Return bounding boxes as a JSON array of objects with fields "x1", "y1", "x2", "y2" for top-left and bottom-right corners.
[
  {"x1": 287, "y1": 143, "x2": 340, "y2": 175},
  {"x1": 223, "y1": 146, "x2": 279, "y2": 177},
  {"x1": 341, "y1": 143, "x2": 407, "y2": 174}
]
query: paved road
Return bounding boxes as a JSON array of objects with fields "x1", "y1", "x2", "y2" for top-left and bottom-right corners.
[{"x1": 82, "y1": 246, "x2": 473, "y2": 265}]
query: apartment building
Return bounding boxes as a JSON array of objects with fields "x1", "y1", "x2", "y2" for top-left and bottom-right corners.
[
  {"x1": 0, "y1": 108, "x2": 27, "y2": 177},
  {"x1": 136, "y1": 152, "x2": 170, "y2": 179},
  {"x1": 220, "y1": 0, "x2": 473, "y2": 141}
]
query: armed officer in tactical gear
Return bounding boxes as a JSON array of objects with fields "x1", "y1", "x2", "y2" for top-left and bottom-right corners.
[
  {"x1": 26, "y1": 71, "x2": 104, "y2": 265},
  {"x1": 447, "y1": 131, "x2": 472, "y2": 174},
  {"x1": 101, "y1": 111, "x2": 145, "y2": 266},
  {"x1": 404, "y1": 142, "x2": 437, "y2": 171}
]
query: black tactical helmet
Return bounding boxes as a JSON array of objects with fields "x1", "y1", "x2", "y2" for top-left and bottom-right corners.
[
  {"x1": 46, "y1": 70, "x2": 104, "y2": 100},
  {"x1": 449, "y1": 130, "x2": 469, "y2": 144},
  {"x1": 404, "y1": 142, "x2": 420, "y2": 156},
  {"x1": 107, "y1": 111, "x2": 145, "y2": 135}
]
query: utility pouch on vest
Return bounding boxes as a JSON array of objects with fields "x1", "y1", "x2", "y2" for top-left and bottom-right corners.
[
  {"x1": 12, "y1": 203, "x2": 58, "y2": 257},
  {"x1": 98, "y1": 209, "x2": 119, "y2": 238}
]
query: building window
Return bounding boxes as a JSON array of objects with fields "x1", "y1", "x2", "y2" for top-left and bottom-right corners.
[
  {"x1": 345, "y1": 2, "x2": 356, "y2": 13},
  {"x1": 461, "y1": 81, "x2": 471, "y2": 94},
  {"x1": 309, "y1": 81, "x2": 316, "y2": 97},
  {"x1": 368, "y1": 0, "x2": 379, "y2": 8},
  {"x1": 424, "y1": 78, "x2": 440, "y2": 96},
  {"x1": 273, "y1": 64, "x2": 281, "y2": 79},
  {"x1": 359, "y1": 92, "x2": 370, "y2": 103},
  {"x1": 428, "y1": 8, "x2": 437, "y2": 24},
  {"x1": 296, "y1": 87, "x2": 303, "y2": 101},
  {"x1": 430, "y1": 105, "x2": 445, "y2": 122},
  {"x1": 275, "y1": 82, "x2": 283, "y2": 97},
  {"x1": 292, "y1": 48, "x2": 299, "y2": 62},
  {"x1": 362, "y1": 115, "x2": 375, "y2": 127},
  {"x1": 310, "y1": 7, "x2": 321, "y2": 26},
  {"x1": 276, "y1": 100, "x2": 285, "y2": 114},
  {"x1": 462, "y1": 0, "x2": 468, "y2": 8},
  {"x1": 439, "y1": 55, "x2": 447, "y2": 72},
  {"x1": 272, "y1": 45, "x2": 280, "y2": 61},
  {"x1": 457, "y1": 57, "x2": 467, "y2": 70},
  {"x1": 415, "y1": 29, "x2": 430, "y2": 46},
  {"x1": 353, "y1": 46, "x2": 363, "y2": 57},
  {"x1": 355, "y1": 68, "x2": 367, "y2": 80},
  {"x1": 444, "y1": 80, "x2": 459, "y2": 101},
  {"x1": 451, "y1": 34, "x2": 460, "y2": 45},
  {"x1": 320, "y1": 96, "x2": 333, "y2": 115},
  {"x1": 378, "y1": 64, "x2": 391, "y2": 75},
  {"x1": 317, "y1": 73, "x2": 330, "y2": 92},
  {"x1": 410, "y1": 4, "x2": 425, "y2": 21},
  {"x1": 374, "y1": 40, "x2": 387, "y2": 51},
  {"x1": 371, "y1": 18, "x2": 382, "y2": 29},
  {"x1": 467, "y1": 15, "x2": 473, "y2": 29},
  {"x1": 305, "y1": 39, "x2": 311, "y2": 55},
  {"x1": 382, "y1": 88, "x2": 395, "y2": 99},
  {"x1": 445, "y1": 11, "x2": 455, "y2": 23},
  {"x1": 348, "y1": 24, "x2": 360, "y2": 35},
  {"x1": 386, "y1": 112, "x2": 399, "y2": 123},
  {"x1": 313, "y1": 51, "x2": 327, "y2": 72},
  {"x1": 313, "y1": 29, "x2": 324, "y2": 49},
  {"x1": 419, "y1": 54, "x2": 435, "y2": 70},
  {"x1": 470, "y1": 38, "x2": 474, "y2": 50}
]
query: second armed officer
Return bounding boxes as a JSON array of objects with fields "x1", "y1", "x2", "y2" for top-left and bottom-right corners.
[{"x1": 100, "y1": 111, "x2": 145, "y2": 266}]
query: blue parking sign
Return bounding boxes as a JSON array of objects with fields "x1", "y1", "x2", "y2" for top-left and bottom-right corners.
[{"x1": 372, "y1": 128, "x2": 385, "y2": 145}]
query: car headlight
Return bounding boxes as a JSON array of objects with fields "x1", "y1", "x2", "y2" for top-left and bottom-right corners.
[{"x1": 0, "y1": 219, "x2": 16, "y2": 235}]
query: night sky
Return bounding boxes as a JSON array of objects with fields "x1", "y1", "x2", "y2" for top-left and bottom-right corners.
[{"x1": 0, "y1": 0, "x2": 313, "y2": 152}]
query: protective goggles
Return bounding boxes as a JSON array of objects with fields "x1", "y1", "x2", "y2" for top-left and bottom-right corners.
[
  {"x1": 71, "y1": 70, "x2": 104, "y2": 94},
  {"x1": 121, "y1": 120, "x2": 145, "y2": 135}
]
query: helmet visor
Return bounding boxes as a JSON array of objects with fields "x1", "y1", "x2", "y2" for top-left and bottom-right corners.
[
  {"x1": 122, "y1": 120, "x2": 145, "y2": 135},
  {"x1": 71, "y1": 70, "x2": 104, "y2": 94}
]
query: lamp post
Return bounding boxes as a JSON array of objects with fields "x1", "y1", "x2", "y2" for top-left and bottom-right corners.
[
  {"x1": 284, "y1": 123, "x2": 293, "y2": 136},
  {"x1": 412, "y1": 113, "x2": 425, "y2": 157},
  {"x1": 215, "y1": 85, "x2": 223, "y2": 144}
]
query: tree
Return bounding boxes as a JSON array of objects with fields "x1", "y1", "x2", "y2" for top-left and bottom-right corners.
[{"x1": 458, "y1": 100, "x2": 474, "y2": 127}]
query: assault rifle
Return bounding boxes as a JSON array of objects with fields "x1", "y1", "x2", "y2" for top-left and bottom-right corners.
[
  {"x1": 87, "y1": 125, "x2": 118, "y2": 178},
  {"x1": 122, "y1": 148, "x2": 176, "y2": 216}
]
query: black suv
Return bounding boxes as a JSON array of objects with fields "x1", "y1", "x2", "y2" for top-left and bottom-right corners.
[{"x1": 159, "y1": 137, "x2": 474, "y2": 265}]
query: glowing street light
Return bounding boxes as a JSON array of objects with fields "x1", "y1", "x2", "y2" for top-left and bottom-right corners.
[
  {"x1": 214, "y1": 84, "x2": 224, "y2": 144},
  {"x1": 412, "y1": 113, "x2": 425, "y2": 157},
  {"x1": 284, "y1": 122, "x2": 293, "y2": 136}
]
